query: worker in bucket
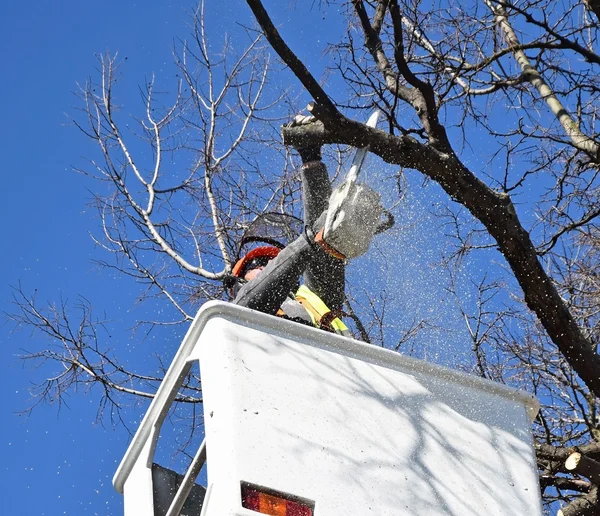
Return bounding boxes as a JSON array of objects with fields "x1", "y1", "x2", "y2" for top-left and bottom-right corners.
[{"x1": 227, "y1": 114, "x2": 392, "y2": 336}]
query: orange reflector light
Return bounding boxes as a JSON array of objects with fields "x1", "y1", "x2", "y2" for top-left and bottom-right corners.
[{"x1": 241, "y1": 482, "x2": 314, "y2": 516}]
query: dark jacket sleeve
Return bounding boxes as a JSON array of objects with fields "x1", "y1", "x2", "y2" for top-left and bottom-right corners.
[
  {"x1": 300, "y1": 161, "x2": 346, "y2": 310},
  {"x1": 233, "y1": 234, "x2": 313, "y2": 315}
]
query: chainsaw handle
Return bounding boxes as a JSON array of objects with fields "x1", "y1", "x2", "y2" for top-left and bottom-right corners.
[{"x1": 375, "y1": 210, "x2": 395, "y2": 235}]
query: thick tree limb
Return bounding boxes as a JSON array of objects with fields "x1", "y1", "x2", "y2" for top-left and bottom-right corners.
[
  {"x1": 245, "y1": 0, "x2": 339, "y2": 118},
  {"x1": 282, "y1": 116, "x2": 600, "y2": 399},
  {"x1": 537, "y1": 443, "x2": 600, "y2": 462}
]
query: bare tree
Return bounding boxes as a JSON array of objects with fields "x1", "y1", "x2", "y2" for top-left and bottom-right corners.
[
  {"x1": 8, "y1": 3, "x2": 297, "y2": 422},
  {"x1": 9, "y1": 0, "x2": 600, "y2": 513}
]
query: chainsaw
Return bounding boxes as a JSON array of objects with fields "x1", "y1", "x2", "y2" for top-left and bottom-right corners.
[{"x1": 323, "y1": 110, "x2": 394, "y2": 259}]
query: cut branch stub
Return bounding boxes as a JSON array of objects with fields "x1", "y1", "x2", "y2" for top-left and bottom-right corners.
[{"x1": 566, "y1": 452, "x2": 600, "y2": 485}]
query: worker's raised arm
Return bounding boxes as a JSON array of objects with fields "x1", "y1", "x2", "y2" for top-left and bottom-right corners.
[
  {"x1": 289, "y1": 114, "x2": 346, "y2": 311},
  {"x1": 299, "y1": 159, "x2": 346, "y2": 310}
]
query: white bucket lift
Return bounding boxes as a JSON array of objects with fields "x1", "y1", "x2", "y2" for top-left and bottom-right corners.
[{"x1": 113, "y1": 301, "x2": 542, "y2": 516}]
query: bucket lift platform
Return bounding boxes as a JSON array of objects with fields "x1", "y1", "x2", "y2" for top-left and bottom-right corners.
[{"x1": 113, "y1": 301, "x2": 542, "y2": 515}]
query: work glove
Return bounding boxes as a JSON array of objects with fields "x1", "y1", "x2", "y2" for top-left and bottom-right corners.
[
  {"x1": 316, "y1": 181, "x2": 385, "y2": 260},
  {"x1": 287, "y1": 114, "x2": 322, "y2": 163}
]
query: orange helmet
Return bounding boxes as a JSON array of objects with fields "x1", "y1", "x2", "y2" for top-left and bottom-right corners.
[{"x1": 231, "y1": 245, "x2": 281, "y2": 278}]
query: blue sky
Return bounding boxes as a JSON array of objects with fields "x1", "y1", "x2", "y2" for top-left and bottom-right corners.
[
  {"x1": 1, "y1": 2, "x2": 209, "y2": 513},
  {"x1": 1, "y1": 2, "x2": 478, "y2": 514}
]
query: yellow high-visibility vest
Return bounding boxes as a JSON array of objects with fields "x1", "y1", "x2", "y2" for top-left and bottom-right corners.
[{"x1": 295, "y1": 285, "x2": 349, "y2": 335}]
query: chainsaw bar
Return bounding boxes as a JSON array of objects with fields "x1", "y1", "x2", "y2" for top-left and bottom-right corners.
[
  {"x1": 325, "y1": 110, "x2": 380, "y2": 230},
  {"x1": 344, "y1": 109, "x2": 380, "y2": 186}
]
